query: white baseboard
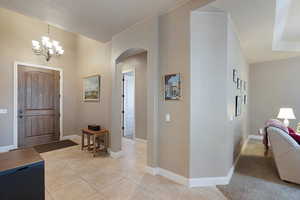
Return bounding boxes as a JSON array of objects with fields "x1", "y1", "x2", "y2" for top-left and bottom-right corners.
[
  {"x1": 145, "y1": 166, "x2": 159, "y2": 175},
  {"x1": 159, "y1": 168, "x2": 189, "y2": 185},
  {"x1": 135, "y1": 138, "x2": 147, "y2": 143},
  {"x1": 248, "y1": 134, "x2": 263, "y2": 140},
  {"x1": 0, "y1": 145, "x2": 17, "y2": 153},
  {"x1": 109, "y1": 149, "x2": 123, "y2": 159},
  {"x1": 145, "y1": 166, "x2": 188, "y2": 185},
  {"x1": 189, "y1": 165, "x2": 234, "y2": 187},
  {"x1": 61, "y1": 134, "x2": 80, "y2": 140},
  {"x1": 145, "y1": 135, "x2": 253, "y2": 188}
]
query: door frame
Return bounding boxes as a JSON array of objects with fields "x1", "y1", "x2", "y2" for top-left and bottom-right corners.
[
  {"x1": 13, "y1": 61, "x2": 63, "y2": 148},
  {"x1": 121, "y1": 68, "x2": 136, "y2": 140}
]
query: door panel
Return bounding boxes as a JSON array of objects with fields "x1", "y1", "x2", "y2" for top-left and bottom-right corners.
[{"x1": 18, "y1": 66, "x2": 60, "y2": 147}]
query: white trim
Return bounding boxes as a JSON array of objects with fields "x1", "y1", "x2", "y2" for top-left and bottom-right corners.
[
  {"x1": 145, "y1": 166, "x2": 159, "y2": 175},
  {"x1": 135, "y1": 138, "x2": 147, "y2": 143},
  {"x1": 109, "y1": 150, "x2": 123, "y2": 159},
  {"x1": 189, "y1": 165, "x2": 234, "y2": 187},
  {"x1": 159, "y1": 168, "x2": 189, "y2": 186},
  {"x1": 61, "y1": 135, "x2": 80, "y2": 140},
  {"x1": 13, "y1": 62, "x2": 63, "y2": 148},
  {"x1": 248, "y1": 134, "x2": 263, "y2": 140},
  {"x1": 145, "y1": 135, "x2": 255, "y2": 187},
  {"x1": 145, "y1": 166, "x2": 188, "y2": 185},
  {"x1": 188, "y1": 135, "x2": 254, "y2": 187},
  {"x1": 0, "y1": 145, "x2": 17, "y2": 153}
]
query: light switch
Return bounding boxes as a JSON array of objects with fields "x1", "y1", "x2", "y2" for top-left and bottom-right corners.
[
  {"x1": 165, "y1": 113, "x2": 171, "y2": 122},
  {"x1": 0, "y1": 109, "x2": 8, "y2": 114}
]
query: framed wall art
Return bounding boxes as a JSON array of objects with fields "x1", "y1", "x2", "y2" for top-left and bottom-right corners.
[
  {"x1": 233, "y1": 69, "x2": 238, "y2": 83},
  {"x1": 164, "y1": 73, "x2": 181, "y2": 100},
  {"x1": 235, "y1": 95, "x2": 242, "y2": 117},
  {"x1": 83, "y1": 75, "x2": 101, "y2": 102},
  {"x1": 237, "y1": 78, "x2": 241, "y2": 89}
]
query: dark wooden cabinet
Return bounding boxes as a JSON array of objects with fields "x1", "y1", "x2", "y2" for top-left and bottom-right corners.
[{"x1": 0, "y1": 148, "x2": 45, "y2": 200}]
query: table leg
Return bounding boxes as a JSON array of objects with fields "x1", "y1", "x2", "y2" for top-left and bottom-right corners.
[
  {"x1": 105, "y1": 132, "x2": 108, "y2": 153},
  {"x1": 87, "y1": 135, "x2": 91, "y2": 151},
  {"x1": 93, "y1": 135, "x2": 96, "y2": 157},
  {"x1": 81, "y1": 132, "x2": 84, "y2": 150}
]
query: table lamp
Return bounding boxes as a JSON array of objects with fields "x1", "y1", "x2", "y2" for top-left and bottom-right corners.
[{"x1": 277, "y1": 108, "x2": 296, "y2": 127}]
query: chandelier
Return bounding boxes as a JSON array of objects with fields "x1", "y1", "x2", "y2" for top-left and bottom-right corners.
[{"x1": 32, "y1": 24, "x2": 64, "y2": 62}]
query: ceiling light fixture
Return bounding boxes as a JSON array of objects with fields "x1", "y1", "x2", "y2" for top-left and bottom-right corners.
[{"x1": 32, "y1": 24, "x2": 64, "y2": 62}]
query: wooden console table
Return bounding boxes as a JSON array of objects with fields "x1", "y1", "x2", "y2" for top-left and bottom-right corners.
[{"x1": 81, "y1": 128, "x2": 109, "y2": 157}]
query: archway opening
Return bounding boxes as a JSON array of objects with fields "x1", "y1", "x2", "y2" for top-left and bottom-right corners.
[{"x1": 114, "y1": 48, "x2": 148, "y2": 163}]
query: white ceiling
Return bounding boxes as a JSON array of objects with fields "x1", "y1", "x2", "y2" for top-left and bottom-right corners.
[
  {"x1": 211, "y1": 0, "x2": 300, "y2": 64},
  {"x1": 0, "y1": 0, "x2": 186, "y2": 42}
]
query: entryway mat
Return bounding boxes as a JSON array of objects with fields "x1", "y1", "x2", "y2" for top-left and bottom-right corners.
[{"x1": 34, "y1": 140, "x2": 78, "y2": 153}]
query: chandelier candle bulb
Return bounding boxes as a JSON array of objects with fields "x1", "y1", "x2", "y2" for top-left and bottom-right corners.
[{"x1": 32, "y1": 25, "x2": 64, "y2": 62}]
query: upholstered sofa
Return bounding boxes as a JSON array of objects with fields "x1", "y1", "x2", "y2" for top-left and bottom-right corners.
[{"x1": 267, "y1": 126, "x2": 300, "y2": 184}]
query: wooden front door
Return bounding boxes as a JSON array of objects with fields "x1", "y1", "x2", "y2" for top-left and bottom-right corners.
[{"x1": 18, "y1": 66, "x2": 60, "y2": 147}]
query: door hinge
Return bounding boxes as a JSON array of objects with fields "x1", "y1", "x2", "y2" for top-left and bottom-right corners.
[
  {"x1": 122, "y1": 110, "x2": 125, "y2": 114},
  {"x1": 122, "y1": 127, "x2": 125, "y2": 130},
  {"x1": 122, "y1": 95, "x2": 125, "y2": 98}
]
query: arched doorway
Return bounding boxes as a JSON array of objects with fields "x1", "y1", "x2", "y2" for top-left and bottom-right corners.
[{"x1": 110, "y1": 48, "x2": 158, "y2": 169}]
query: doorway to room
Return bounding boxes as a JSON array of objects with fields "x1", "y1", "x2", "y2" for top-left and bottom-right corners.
[{"x1": 122, "y1": 70, "x2": 135, "y2": 140}]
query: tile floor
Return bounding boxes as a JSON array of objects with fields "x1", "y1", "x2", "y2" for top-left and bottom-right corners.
[{"x1": 42, "y1": 137, "x2": 227, "y2": 200}]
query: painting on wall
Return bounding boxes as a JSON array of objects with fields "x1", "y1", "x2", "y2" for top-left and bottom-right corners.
[
  {"x1": 235, "y1": 95, "x2": 242, "y2": 117},
  {"x1": 233, "y1": 69, "x2": 238, "y2": 83},
  {"x1": 243, "y1": 95, "x2": 247, "y2": 104},
  {"x1": 164, "y1": 73, "x2": 181, "y2": 100},
  {"x1": 83, "y1": 75, "x2": 101, "y2": 102},
  {"x1": 237, "y1": 78, "x2": 241, "y2": 89},
  {"x1": 239, "y1": 79, "x2": 243, "y2": 91}
]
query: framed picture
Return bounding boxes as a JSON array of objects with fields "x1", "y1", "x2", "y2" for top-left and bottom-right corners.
[
  {"x1": 237, "y1": 78, "x2": 241, "y2": 89},
  {"x1": 240, "y1": 79, "x2": 243, "y2": 90},
  {"x1": 164, "y1": 73, "x2": 181, "y2": 100},
  {"x1": 83, "y1": 75, "x2": 101, "y2": 102},
  {"x1": 235, "y1": 96, "x2": 242, "y2": 117},
  {"x1": 233, "y1": 69, "x2": 238, "y2": 83},
  {"x1": 243, "y1": 95, "x2": 247, "y2": 104}
]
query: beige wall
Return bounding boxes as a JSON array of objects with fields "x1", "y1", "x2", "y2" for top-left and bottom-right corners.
[
  {"x1": 250, "y1": 56, "x2": 300, "y2": 135},
  {"x1": 0, "y1": 7, "x2": 109, "y2": 147},
  {"x1": 159, "y1": 0, "x2": 213, "y2": 177},
  {"x1": 119, "y1": 52, "x2": 148, "y2": 140},
  {"x1": 189, "y1": 10, "x2": 249, "y2": 178},
  {"x1": 76, "y1": 36, "x2": 112, "y2": 133}
]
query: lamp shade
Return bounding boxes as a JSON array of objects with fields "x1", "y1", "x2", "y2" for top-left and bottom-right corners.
[{"x1": 277, "y1": 108, "x2": 296, "y2": 119}]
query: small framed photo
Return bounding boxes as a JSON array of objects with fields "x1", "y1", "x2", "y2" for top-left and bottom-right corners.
[
  {"x1": 164, "y1": 73, "x2": 181, "y2": 100},
  {"x1": 240, "y1": 79, "x2": 243, "y2": 90},
  {"x1": 243, "y1": 95, "x2": 247, "y2": 104},
  {"x1": 237, "y1": 78, "x2": 241, "y2": 89},
  {"x1": 243, "y1": 81, "x2": 247, "y2": 91},
  {"x1": 83, "y1": 75, "x2": 101, "y2": 102},
  {"x1": 233, "y1": 69, "x2": 238, "y2": 83},
  {"x1": 235, "y1": 96, "x2": 242, "y2": 117}
]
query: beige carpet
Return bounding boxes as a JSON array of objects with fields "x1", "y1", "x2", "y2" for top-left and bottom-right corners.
[{"x1": 218, "y1": 140, "x2": 300, "y2": 200}]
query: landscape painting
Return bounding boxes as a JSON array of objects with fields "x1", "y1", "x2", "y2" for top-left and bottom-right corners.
[{"x1": 83, "y1": 75, "x2": 100, "y2": 102}]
